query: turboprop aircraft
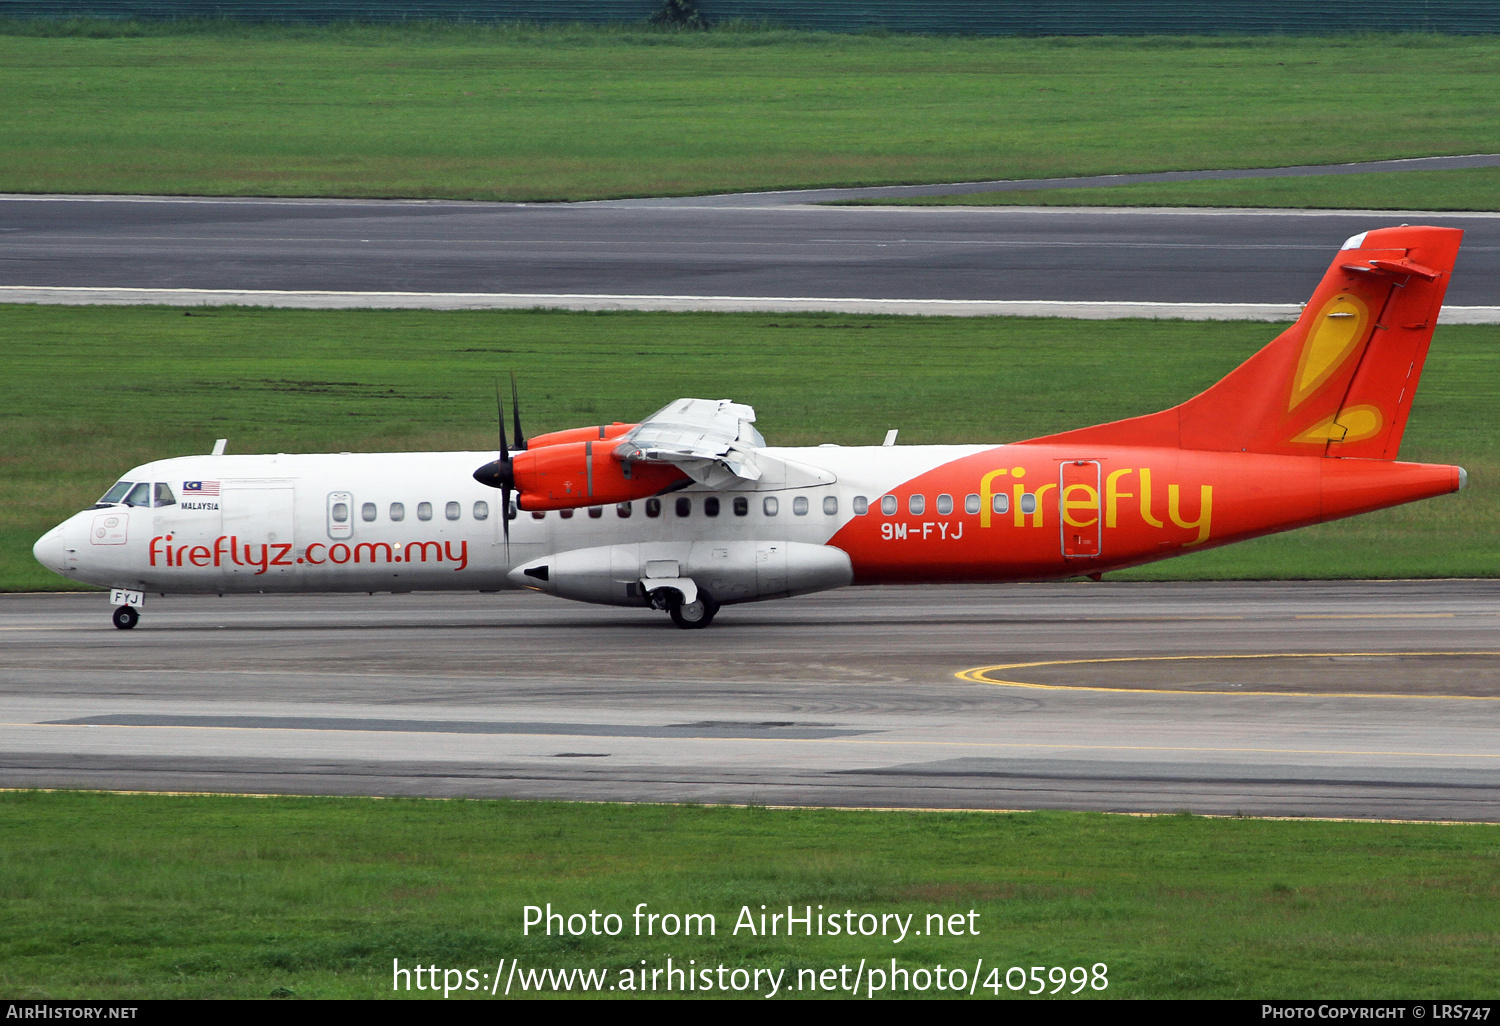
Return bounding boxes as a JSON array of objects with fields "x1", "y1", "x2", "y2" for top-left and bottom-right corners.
[{"x1": 33, "y1": 225, "x2": 1467, "y2": 629}]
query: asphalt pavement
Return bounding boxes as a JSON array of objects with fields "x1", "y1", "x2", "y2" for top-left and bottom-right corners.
[
  {"x1": 3, "y1": 195, "x2": 1498, "y2": 307},
  {"x1": 3, "y1": 582, "x2": 1497, "y2": 821}
]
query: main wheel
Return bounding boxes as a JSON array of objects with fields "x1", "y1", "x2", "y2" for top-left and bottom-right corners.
[
  {"x1": 111, "y1": 605, "x2": 139, "y2": 630},
  {"x1": 667, "y1": 591, "x2": 718, "y2": 629}
]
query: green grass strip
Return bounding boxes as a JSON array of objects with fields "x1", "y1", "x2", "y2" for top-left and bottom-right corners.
[
  {"x1": 848, "y1": 166, "x2": 1500, "y2": 211},
  {"x1": 0, "y1": 791, "x2": 1496, "y2": 998},
  {"x1": 2, "y1": 304, "x2": 1493, "y2": 590},
  {"x1": 1, "y1": 27, "x2": 1499, "y2": 201}
]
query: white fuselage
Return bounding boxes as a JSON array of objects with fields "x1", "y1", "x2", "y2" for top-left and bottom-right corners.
[{"x1": 34, "y1": 446, "x2": 983, "y2": 600}]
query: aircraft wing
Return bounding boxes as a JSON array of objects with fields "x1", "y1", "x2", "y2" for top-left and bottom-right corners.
[{"x1": 614, "y1": 398, "x2": 766, "y2": 487}]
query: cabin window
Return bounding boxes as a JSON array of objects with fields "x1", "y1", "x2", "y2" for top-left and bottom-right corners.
[
  {"x1": 936, "y1": 494, "x2": 953, "y2": 515},
  {"x1": 646, "y1": 498, "x2": 661, "y2": 518},
  {"x1": 763, "y1": 496, "x2": 778, "y2": 516},
  {"x1": 733, "y1": 497, "x2": 748, "y2": 516},
  {"x1": 97, "y1": 481, "x2": 133, "y2": 505},
  {"x1": 390, "y1": 502, "x2": 405, "y2": 522},
  {"x1": 1020, "y1": 493, "x2": 1037, "y2": 515},
  {"x1": 153, "y1": 483, "x2": 177, "y2": 507},
  {"x1": 507, "y1": 497, "x2": 518, "y2": 520},
  {"x1": 445, "y1": 501, "x2": 460, "y2": 521},
  {"x1": 675, "y1": 497, "x2": 692, "y2": 517},
  {"x1": 559, "y1": 508, "x2": 574, "y2": 519},
  {"x1": 965, "y1": 494, "x2": 980, "y2": 515},
  {"x1": 417, "y1": 502, "x2": 433, "y2": 521},
  {"x1": 823, "y1": 496, "x2": 838, "y2": 515},
  {"x1": 793, "y1": 496, "x2": 809, "y2": 516},
  {"x1": 331, "y1": 502, "x2": 349, "y2": 523},
  {"x1": 853, "y1": 496, "x2": 868, "y2": 515},
  {"x1": 473, "y1": 501, "x2": 489, "y2": 521},
  {"x1": 704, "y1": 497, "x2": 720, "y2": 517},
  {"x1": 909, "y1": 494, "x2": 926, "y2": 516},
  {"x1": 532, "y1": 511, "x2": 546, "y2": 520},
  {"x1": 588, "y1": 505, "x2": 603, "y2": 519},
  {"x1": 361, "y1": 502, "x2": 377, "y2": 522},
  {"x1": 617, "y1": 501, "x2": 633, "y2": 518},
  {"x1": 993, "y1": 494, "x2": 1010, "y2": 514},
  {"x1": 881, "y1": 495, "x2": 897, "y2": 516},
  {"x1": 123, "y1": 482, "x2": 152, "y2": 507}
]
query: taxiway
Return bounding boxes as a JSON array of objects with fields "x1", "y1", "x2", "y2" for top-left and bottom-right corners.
[{"x1": 2, "y1": 582, "x2": 1496, "y2": 821}]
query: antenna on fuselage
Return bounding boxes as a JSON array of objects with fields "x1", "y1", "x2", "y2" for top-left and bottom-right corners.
[{"x1": 211, "y1": 439, "x2": 227, "y2": 455}]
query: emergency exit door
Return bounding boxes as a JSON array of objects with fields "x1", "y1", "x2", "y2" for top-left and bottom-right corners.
[{"x1": 1059, "y1": 460, "x2": 1101, "y2": 558}]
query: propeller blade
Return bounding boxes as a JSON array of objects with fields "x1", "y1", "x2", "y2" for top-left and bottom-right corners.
[
  {"x1": 510, "y1": 371, "x2": 526, "y2": 452},
  {"x1": 497, "y1": 381, "x2": 513, "y2": 557},
  {"x1": 497, "y1": 381, "x2": 509, "y2": 463},
  {"x1": 501, "y1": 483, "x2": 511, "y2": 549},
  {"x1": 473, "y1": 383, "x2": 514, "y2": 490}
]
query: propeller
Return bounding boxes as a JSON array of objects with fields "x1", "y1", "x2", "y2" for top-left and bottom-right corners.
[
  {"x1": 472, "y1": 379, "x2": 522, "y2": 550},
  {"x1": 510, "y1": 370, "x2": 527, "y2": 453}
]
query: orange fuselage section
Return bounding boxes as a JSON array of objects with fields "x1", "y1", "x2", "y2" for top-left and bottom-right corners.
[{"x1": 830, "y1": 445, "x2": 1459, "y2": 584}]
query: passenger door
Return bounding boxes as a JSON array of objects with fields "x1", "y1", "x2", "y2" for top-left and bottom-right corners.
[{"x1": 1059, "y1": 460, "x2": 1102, "y2": 559}]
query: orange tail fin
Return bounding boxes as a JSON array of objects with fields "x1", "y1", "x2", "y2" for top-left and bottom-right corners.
[{"x1": 1024, "y1": 225, "x2": 1463, "y2": 459}]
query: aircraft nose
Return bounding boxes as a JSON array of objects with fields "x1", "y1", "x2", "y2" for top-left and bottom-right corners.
[{"x1": 33, "y1": 526, "x2": 67, "y2": 572}]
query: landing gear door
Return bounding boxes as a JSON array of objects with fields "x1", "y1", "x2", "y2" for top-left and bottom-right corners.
[
  {"x1": 222, "y1": 483, "x2": 298, "y2": 578},
  {"x1": 1059, "y1": 460, "x2": 1102, "y2": 559}
]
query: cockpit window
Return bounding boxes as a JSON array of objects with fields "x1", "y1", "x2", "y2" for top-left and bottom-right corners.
[
  {"x1": 122, "y1": 482, "x2": 152, "y2": 507},
  {"x1": 96, "y1": 481, "x2": 132, "y2": 506},
  {"x1": 153, "y1": 482, "x2": 176, "y2": 507}
]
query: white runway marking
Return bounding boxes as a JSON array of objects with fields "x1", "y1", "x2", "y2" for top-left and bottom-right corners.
[{"x1": 6, "y1": 285, "x2": 1500, "y2": 322}]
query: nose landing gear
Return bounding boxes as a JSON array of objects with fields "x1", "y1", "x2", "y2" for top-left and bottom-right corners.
[{"x1": 107, "y1": 588, "x2": 144, "y2": 630}]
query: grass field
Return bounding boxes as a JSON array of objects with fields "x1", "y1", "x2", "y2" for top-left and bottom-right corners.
[
  {"x1": 0, "y1": 792, "x2": 1495, "y2": 999},
  {"x1": 853, "y1": 167, "x2": 1500, "y2": 210},
  {"x1": 2, "y1": 304, "x2": 1493, "y2": 591},
  {"x1": 2, "y1": 23, "x2": 1499, "y2": 201}
]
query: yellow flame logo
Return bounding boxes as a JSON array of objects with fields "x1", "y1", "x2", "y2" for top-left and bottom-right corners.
[
  {"x1": 1290, "y1": 294, "x2": 1369, "y2": 411},
  {"x1": 1291, "y1": 404, "x2": 1384, "y2": 445}
]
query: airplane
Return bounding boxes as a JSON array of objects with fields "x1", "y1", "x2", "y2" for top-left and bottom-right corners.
[{"x1": 33, "y1": 225, "x2": 1467, "y2": 630}]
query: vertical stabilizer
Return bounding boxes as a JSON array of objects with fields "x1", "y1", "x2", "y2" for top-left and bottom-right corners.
[{"x1": 1022, "y1": 226, "x2": 1462, "y2": 459}]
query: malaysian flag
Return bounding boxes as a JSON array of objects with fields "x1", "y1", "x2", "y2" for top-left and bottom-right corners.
[{"x1": 183, "y1": 481, "x2": 220, "y2": 496}]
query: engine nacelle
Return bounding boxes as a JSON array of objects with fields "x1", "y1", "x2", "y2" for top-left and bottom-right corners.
[
  {"x1": 508, "y1": 541, "x2": 854, "y2": 607},
  {"x1": 512, "y1": 440, "x2": 688, "y2": 511},
  {"x1": 525, "y1": 422, "x2": 636, "y2": 450}
]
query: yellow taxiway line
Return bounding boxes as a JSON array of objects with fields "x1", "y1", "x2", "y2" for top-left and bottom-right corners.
[{"x1": 957, "y1": 651, "x2": 1500, "y2": 699}]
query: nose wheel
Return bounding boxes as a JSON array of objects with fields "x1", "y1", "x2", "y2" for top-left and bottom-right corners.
[
  {"x1": 111, "y1": 605, "x2": 139, "y2": 630},
  {"x1": 667, "y1": 591, "x2": 718, "y2": 629}
]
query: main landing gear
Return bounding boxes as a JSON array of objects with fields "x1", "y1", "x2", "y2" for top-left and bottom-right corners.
[
  {"x1": 112, "y1": 605, "x2": 139, "y2": 630},
  {"x1": 648, "y1": 586, "x2": 719, "y2": 629},
  {"x1": 667, "y1": 591, "x2": 719, "y2": 629},
  {"x1": 643, "y1": 579, "x2": 719, "y2": 629}
]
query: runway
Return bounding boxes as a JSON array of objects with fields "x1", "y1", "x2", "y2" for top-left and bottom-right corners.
[
  {"x1": 2, "y1": 581, "x2": 1497, "y2": 821},
  {"x1": 3, "y1": 195, "x2": 1499, "y2": 307}
]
